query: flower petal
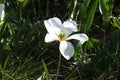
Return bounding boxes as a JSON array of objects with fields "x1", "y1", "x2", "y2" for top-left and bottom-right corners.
[
  {"x1": 62, "y1": 28, "x2": 73, "y2": 37},
  {"x1": 59, "y1": 41, "x2": 74, "y2": 60},
  {"x1": 45, "y1": 33, "x2": 57, "y2": 43},
  {"x1": 44, "y1": 17, "x2": 62, "y2": 34},
  {"x1": 62, "y1": 20, "x2": 78, "y2": 37},
  {"x1": 1, "y1": 10, "x2": 4, "y2": 21},
  {"x1": 63, "y1": 20, "x2": 77, "y2": 32},
  {"x1": 0, "y1": 4, "x2": 5, "y2": 21},
  {"x1": 67, "y1": 33, "x2": 89, "y2": 44}
]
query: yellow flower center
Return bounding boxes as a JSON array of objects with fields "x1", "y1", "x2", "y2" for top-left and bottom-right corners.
[{"x1": 58, "y1": 32, "x2": 67, "y2": 41}]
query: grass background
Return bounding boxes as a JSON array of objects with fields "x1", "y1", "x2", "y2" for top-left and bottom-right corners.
[{"x1": 0, "y1": 0, "x2": 120, "y2": 80}]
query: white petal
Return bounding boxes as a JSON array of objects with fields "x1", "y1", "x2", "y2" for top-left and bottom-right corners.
[
  {"x1": 62, "y1": 28, "x2": 73, "y2": 37},
  {"x1": 67, "y1": 33, "x2": 89, "y2": 44},
  {"x1": 0, "y1": 4, "x2": 5, "y2": 21},
  {"x1": 0, "y1": 4, "x2": 4, "y2": 10},
  {"x1": 44, "y1": 17, "x2": 62, "y2": 34},
  {"x1": 0, "y1": 10, "x2": 4, "y2": 21},
  {"x1": 45, "y1": 33, "x2": 57, "y2": 43},
  {"x1": 59, "y1": 41, "x2": 74, "y2": 60},
  {"x1": 63, "y1": 20, "x2": 77, "y2": 32}
]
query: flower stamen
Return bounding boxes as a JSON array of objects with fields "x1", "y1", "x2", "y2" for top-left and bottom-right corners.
[{"x1": 58, "y1": 32, "x2": 67, "y2": 41}]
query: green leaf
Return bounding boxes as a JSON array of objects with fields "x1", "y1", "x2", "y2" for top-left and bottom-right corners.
[
  {"x1": 42, "y1": 59, "x2": 50, "y2": 80},
  {"x1": 0, "y1": 24, "x2": 3, "y2": 35},
  {"x1": 37, "y1": 72, "x2": 45, "y2": 80},
  {"x1": 4, "y1": 44, "x2": 11, "y2": 50},
  {"x1": 70, "y1": 0, "x2": 77, "y2": 19},
  {"x1": 69, "y1": 77, "x2": 78, "y2": 80},
  {"x1": 3, "y1": 56, "x2": 9, "y2": 70},
  {"x1": 87, "y1": 38, "x2": 99, "y2": 48},
  {"x1": 112, "y1": 18, "x2": 120, "y2": 29},
  {"x1": 99, "y1": 0, "x2": 114, "y2": 23},
  {"x1": 80, "y1": 0, "x2": 91, "y2": 20},
  {"x1": 84, "y1": 0, "x2": 99, "y2": 33},
  {"x1": 112, "y1": 30, "x2": 120, "y2": 48},
  {"x1": 22, "y1": 0, "x2": 30, "y2": 7},
  {"x1": 7, "y1": 23, "x2": 15, "y2": 37}
]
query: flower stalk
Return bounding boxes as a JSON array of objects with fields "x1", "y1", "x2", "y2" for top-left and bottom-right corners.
[{"x1": 55, "y1": 53, "x2": 61, "y2": 80}]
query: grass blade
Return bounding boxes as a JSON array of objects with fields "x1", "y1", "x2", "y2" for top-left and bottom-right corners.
[
  {"x1": 99, "y1": 0, "x2": 114, "y2": 23},
  {"x1": 83, "y1": 0, "x2": 99, "y2": 33},
  {"x1": 42, "y1": 59, "x2": 50, "y2": 80}
]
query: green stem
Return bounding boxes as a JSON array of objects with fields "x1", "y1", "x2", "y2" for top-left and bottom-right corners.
[
  {"x1": 55, "y1": 53, "x2": 61, "y2": 80},
  {"x1": 80, "y1": 45, "x2": 83, "y2": 54},
  {"x1": 19, "y1": 3, "x2": 23, "y2": 20}
]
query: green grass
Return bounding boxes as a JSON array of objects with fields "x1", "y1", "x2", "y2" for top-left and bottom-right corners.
[{"x1": 0, "y1": 0, "x2": 120, "y2": 80}]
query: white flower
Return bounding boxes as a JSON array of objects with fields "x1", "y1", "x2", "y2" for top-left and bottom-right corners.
[
  {"x1": 0, "y1": 4, "x2": 5, "y2": 24},
  {"x1": 44, "y1": 17, "x2": 88, "y2": 60}
]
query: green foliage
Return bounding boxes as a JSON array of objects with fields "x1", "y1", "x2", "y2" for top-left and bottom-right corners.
[
  {"x1": 42, "y1": 60, "x2": 50, "y2": 80},
  {"x1": 99, "y1": 0, "x2": 114, "y2": 23},
  {"x1": 0, "y1": 0, "x2": 120, "y2": 80},
  {"x1": 112, "y1": 17, "x2": 120, "y2": 29},
  {"x1": 83, "y1": 0, "x2": 99, "y2": 33},
  {"x1": 112, "y1": 30, "x2": 120, "y2": 49}
]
